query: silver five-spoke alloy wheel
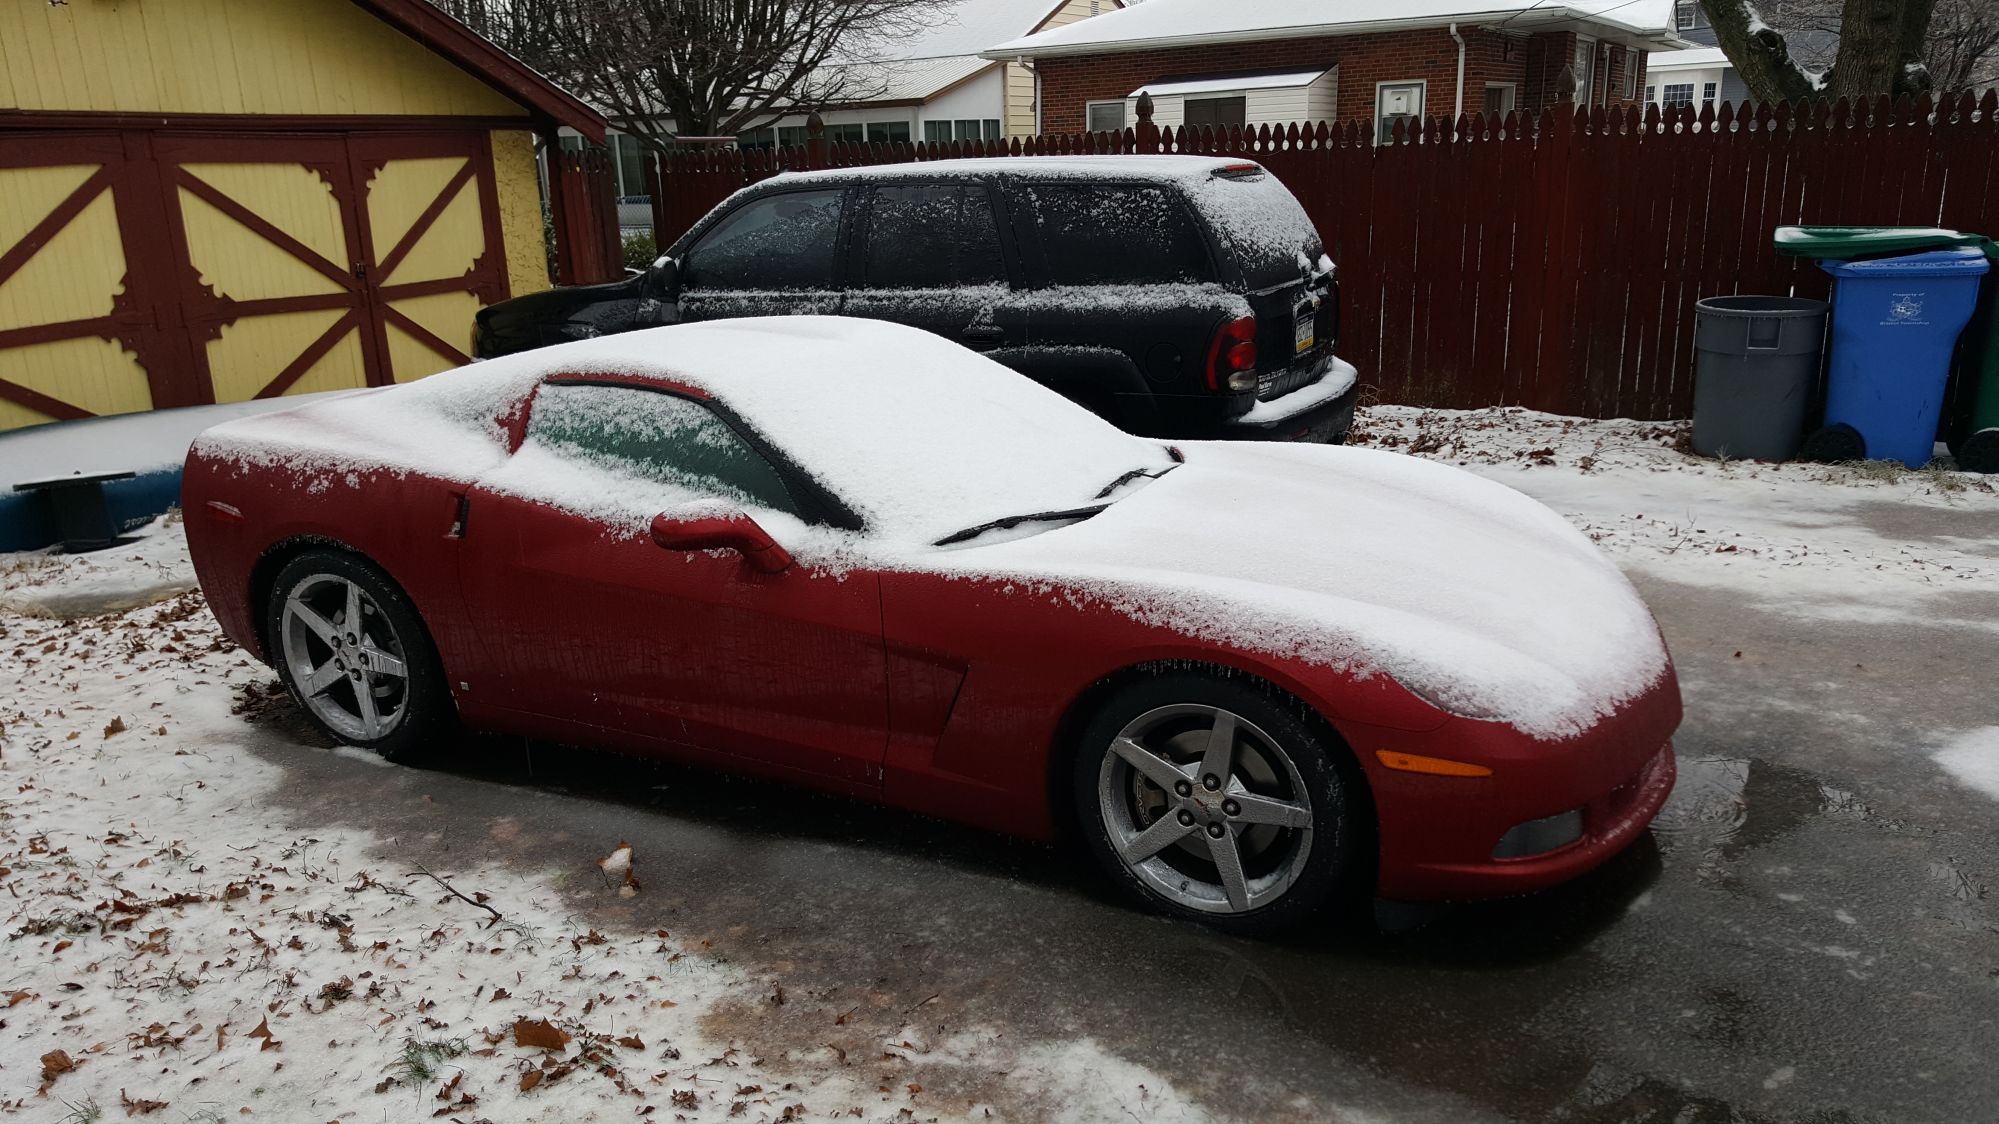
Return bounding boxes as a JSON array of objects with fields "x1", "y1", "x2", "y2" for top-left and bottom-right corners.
[
  {"x1": 1097, "y1": 703, "x2": 1315, "y2": 914},
  {"x1": 279, "y1": 573, "x2": 411, "y2": 743}
]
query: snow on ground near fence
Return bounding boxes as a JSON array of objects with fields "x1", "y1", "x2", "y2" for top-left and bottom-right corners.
[
  {"x1": 0, "y1": 531, "x2": 1218, "y2": 1122},
  {"x1": 1350, "y1": 406, "x2": 1999, "y2": 633}
]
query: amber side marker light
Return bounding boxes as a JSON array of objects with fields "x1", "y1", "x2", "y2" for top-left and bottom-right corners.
[{"x1": 1375, "y1": 749, "x2": 1493, "y2": 778}]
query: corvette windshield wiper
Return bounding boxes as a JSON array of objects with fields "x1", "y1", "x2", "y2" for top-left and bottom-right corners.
[
  {"x1": 1094, "y1": 462, "x2": 1180, "y2": 499},
  {"x1": 933, "y1": 504, "x2": 1111, "y2": 547}
]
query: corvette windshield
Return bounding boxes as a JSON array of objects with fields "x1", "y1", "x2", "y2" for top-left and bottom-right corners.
[{"x1": 660, "y1": 320, "x2": 1177, "y2": 547}]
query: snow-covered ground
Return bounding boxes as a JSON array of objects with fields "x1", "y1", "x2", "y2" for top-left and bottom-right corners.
[
  {"x1": 0, "y1": 535, "x2": 1218, "y2": 1119},
  {"x1": 1351, "y1": 406, "x2": 1999, "y2": 632},
  {"x1": 3, "y1": 404, "x2": 1996, "y2": 1119}
]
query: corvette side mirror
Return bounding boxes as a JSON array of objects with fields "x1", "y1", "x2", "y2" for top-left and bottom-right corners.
[{"x1": 650, "y1": 508, "x2": 792, "y2": 573}]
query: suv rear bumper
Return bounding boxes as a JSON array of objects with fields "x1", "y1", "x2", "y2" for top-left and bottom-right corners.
[{"x1": 1219, "y1": 356, "x2": 1360, "y2": 443}]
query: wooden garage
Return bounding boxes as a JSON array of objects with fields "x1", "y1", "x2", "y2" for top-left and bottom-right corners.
[{"x1": 0, "y1": 0, "x2": 607, "y2": 432}]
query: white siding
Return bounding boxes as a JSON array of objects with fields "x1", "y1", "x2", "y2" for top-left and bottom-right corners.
[
  {"x1": 1124, "y1": 68, "x2": 1338, "y2": 130},
  {"x1": 1304, "y1": 67, "x2": 1340, "y2": 123}
]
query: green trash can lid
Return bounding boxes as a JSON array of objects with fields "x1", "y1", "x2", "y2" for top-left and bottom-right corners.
[{"x1": 1775, "y1": 225, "x2": 1989, "y2": 260}]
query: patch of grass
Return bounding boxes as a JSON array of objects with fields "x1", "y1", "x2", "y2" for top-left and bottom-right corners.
[
  {"x1": 13, "y1": 907, "x2": 96, "y2": 938},
  {"x1": 57, "y1": 1100, "x2": 102, "y2": 1124},
  {"x1": 394, "y1": 1035, "x2": 468, "y2": 1085},
  {"x1": 179, "y1": 1107, "x2": 226, "y2": 1124}
]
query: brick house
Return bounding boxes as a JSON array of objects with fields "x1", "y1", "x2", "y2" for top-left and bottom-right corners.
[{"x1": 985, "y1": 0, "x2": 1690, "y2": 142}]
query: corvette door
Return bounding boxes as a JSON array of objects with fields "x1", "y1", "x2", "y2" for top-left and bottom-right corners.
[{"x1": 454, "y1": 380, "x2": 888, "y2": 785}]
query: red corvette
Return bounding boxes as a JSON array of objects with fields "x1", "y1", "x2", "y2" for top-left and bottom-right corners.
[{"x1": 184, "y1": 317, "x2": 1678, "y2": 933}]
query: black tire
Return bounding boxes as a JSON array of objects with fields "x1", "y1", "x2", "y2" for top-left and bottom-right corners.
[
  {"x1": 1959, "y1": 427, "x2": 1999, "y2": 474},
  {"x1": 263, "y1": 550, "x2": 453, "y2": 765},
  {"x1": 1070, "y1": 672, "x2": 1361, "y2": 936}
]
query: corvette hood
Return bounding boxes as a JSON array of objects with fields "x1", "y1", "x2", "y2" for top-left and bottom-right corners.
[{"x1": 941, "y1": 441, "x2": 1669, "y2": 740}]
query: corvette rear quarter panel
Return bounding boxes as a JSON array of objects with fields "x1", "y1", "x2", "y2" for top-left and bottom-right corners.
[
  {"x1": 181, "y1": 452, "x2": 482, "y2": 693},
  {"x1": 875, "y1": 569, "x2": 1451, "y2": 841}
]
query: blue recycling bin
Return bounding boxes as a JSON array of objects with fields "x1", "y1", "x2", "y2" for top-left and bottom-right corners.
[{"x1": 1807, "y1": 247, "x2": 1990, "y2": 467}]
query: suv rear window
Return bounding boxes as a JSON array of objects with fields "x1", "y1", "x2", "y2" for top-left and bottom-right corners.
[
  {"x1": 1182, "y1": 170, "x2": 1324, "y2": 289},
  {"x1": 1021, "y1": 183, "x2": 1214, "y2": 286}
]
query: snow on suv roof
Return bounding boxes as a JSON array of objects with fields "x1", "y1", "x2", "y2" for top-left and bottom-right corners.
[{"x1": 771, "y1": 155, "x2": 1258, "y2": 187}]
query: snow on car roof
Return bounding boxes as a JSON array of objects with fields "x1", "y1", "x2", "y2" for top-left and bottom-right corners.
[{"x1": 198, "y1": 316, "x2": 1171, "y2": 549}]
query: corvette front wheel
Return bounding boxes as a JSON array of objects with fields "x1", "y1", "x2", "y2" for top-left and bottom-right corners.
[
  {"x1": 1074, "y1": 675, "x2": 1358, "y2": 935},
  {"x1": 265, "y1": 551, "x2": 451, "y2": 764}
]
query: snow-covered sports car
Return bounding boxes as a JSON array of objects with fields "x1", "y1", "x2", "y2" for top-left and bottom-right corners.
[{"x1": 184, "y1": 317, "x2": 1679, "y2": 932}]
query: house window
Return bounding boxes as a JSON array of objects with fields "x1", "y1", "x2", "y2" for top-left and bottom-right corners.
[
  {"x1": 950, "y1": 119, "x2": 1001, "y2": 141},
  {"x1": 1574, "y1": 37, "x2": 1598, "y2": 103},
  {"x1": 1702, "y1": 82, "x2": 1718, "y2": 109},
  {"x1": 1676, "y1": 0, "x2": 1709, "y2": 30},
  {"x1": 1646, "y1": 85, "x2": 1657, "y2": 103},
  {"x1": 734, "y1": 127, "x2": 777, "y2": 150},
  {"x1": 612, "y1": 133, "x2": 649, "y2": 197},
  {"x1": 1484, "y1": 83, "x2": 1518, "y2": 115},
  {"x1": 778, "y1": 125, "x2": 809, "y2": 146},
  {"x1": 1184, "y1": 96, "x2": 1248, "y2": 128},
  {"x1": 923, "y1": 121, "x2": 952, "y2": 142},
  {"x1": 867, "y1": 121, "x2": 910, "y2": 143},
  {"x1": 1623, "y1": 49, "x2": 1639, "y2": 98},
  {"x1": 1662, "y1": 83, "x2": 1695, "y2": 108},
  {"x1": 1086, "y1": 100, "x2": 1126, "y2": 133},
  {"x1": 825, "y1": 123, "x2": 865, "y2": 143},
  {"x1": 1375, "y1": 81, "x2": 1425, "y2": 144}
]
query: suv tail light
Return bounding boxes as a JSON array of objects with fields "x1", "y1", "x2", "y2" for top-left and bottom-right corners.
[{"x1": 1206, "y1": 316, "x2": 1258, "y2": 393}]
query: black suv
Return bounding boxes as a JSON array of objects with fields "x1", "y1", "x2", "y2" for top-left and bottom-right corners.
[{"x1": 475, "y1": 156, "x2": 1356, "y2": 442}]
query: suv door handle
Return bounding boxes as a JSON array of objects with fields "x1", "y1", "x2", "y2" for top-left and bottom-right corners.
[{"x1": 961, "y1": 325, "x2": 1005, "y2": 344}]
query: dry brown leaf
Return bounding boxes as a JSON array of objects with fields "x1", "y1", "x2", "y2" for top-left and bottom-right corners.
[
  {"x1": 39, "y1": 1049, "x2": 74, "y2": 1083},
  {"x1": 120, "y1": 1088, "x2": 168, "y2": 1114},
  {"x1": 511, "y1": 1018, "x2": 571, "y2": 1051},
  {"x1": 519, "y1": 1070, "x2": 544, "y2": 1093},
  {"x1": 102, "y1": 716, "x2": 127, "y2": 738},
  {"x1": 616, "y1": 1035, "x2": 644, "y2": 1050}
]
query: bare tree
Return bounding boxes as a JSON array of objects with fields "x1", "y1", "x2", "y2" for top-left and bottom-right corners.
[
  {"x1": 429, "y1": 0, "x2": 928, "y2": 151},
  {"x1": 1698, "y1": 0, "x2": 1999, "y2": 102}
]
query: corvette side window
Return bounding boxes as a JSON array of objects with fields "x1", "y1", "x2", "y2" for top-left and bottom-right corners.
[{"x1": 526, "y1": 383, "x2": 800, "y2": 517}]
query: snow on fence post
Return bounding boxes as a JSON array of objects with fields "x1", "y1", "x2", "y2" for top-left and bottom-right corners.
[{"x1": 1136, "y1": 93, "x2": 1160, "y2": 155}]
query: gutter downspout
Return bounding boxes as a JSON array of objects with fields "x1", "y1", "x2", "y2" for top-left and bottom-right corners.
[
  {"x1": 1449, "y1": 23, "x2": 1467, "y2": 119},
  {"x1": 1021, "y1": 56, "x2": 1042, "y2": 134}
]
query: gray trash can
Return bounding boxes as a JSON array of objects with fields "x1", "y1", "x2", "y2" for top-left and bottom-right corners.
[{"x1": 1692, "y1": 295, "x2": 1829, "y2": 461}]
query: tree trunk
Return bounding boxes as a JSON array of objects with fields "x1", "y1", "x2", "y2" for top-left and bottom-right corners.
[
  {"x1": 1829, "y1": 0, "x2": 1940, "y2": 97},
  {"x1": 1703, "y1": 0, "x2": 1942, "y2": 101},
  {"x1": 1702, "y1": 0, "x2": 1826, "y2": 102}
]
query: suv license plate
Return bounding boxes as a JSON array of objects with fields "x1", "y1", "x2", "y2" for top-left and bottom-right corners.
[{"x1": 1294, "y1": 301, "x2": 1315, "y2": 354}]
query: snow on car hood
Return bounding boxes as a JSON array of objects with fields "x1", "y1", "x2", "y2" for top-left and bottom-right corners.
[{"x1": 930, "y1": 441, "x2": 1669, "y2": 740}]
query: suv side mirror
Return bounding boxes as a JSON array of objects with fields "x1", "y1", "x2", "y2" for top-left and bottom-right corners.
[
  {"x1": 648, "y1": 254, "x2": 680, "y2": 297},
  {"x1": 650, "y1": 507, "x2": 792, "y2": 573}
]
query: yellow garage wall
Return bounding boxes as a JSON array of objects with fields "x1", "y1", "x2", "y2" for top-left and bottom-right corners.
[
  {"x1": 0, "y1": 0, "x2": 526, "y2": 119},
  {"x1": 491, "y1": 130, "x2": 550, "y2": 297}
]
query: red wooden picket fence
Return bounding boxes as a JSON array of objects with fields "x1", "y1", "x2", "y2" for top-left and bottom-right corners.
[
  {"x1": 551, "y1": 145, "x2": 623, "y2": 286},
  {"x1": 644, "y1": 92, "x2": 1999, "y2": 422}
]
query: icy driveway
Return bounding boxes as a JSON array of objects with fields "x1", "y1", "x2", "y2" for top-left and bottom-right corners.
[{"x1": 4, "y1": 408, "x2": 1997, "y2": 1122}]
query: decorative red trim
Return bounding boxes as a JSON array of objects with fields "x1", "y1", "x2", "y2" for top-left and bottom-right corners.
[
  {"x1": 0, "y1": 110, "x2": 544, "y2": 134},
  {"x1": 210, "y1": 293, "x2": 359, "y2": 319},
  {"x1": 0, "y1": 377, "x2": 93, "y2": 421},
  {"x1": 340, "y1": 0, "x2": 607, "y2": 141},
  {"x1": 258, "y1": 310, "x2": 360, "y2": 399},
  {"x1": 381, "y1": 302, "x2": 470, "y2": 367},
  {"x1": 0, "y1": 166, "x2": 113, "y2": 289},
  {"x1": 374, "y1": 159, "x2": 477, "y2": 281},
  {"x1": 379, "y1": 274, "x2": 481, "y2": 301},
  {"x1": 176, "y1": 168, "x2": 359, "y2": 292},
  {"x1": 0, "y1": 316, "x2": 119, "y2": 351}
]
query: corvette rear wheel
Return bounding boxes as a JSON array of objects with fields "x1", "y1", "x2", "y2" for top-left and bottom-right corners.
[
  {"x1": 1074, "y1": 675, "x2": 1356, "y2": 934},
  {"x1": 266, "y1": 551, "x2": 450, "y2": 764}
]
